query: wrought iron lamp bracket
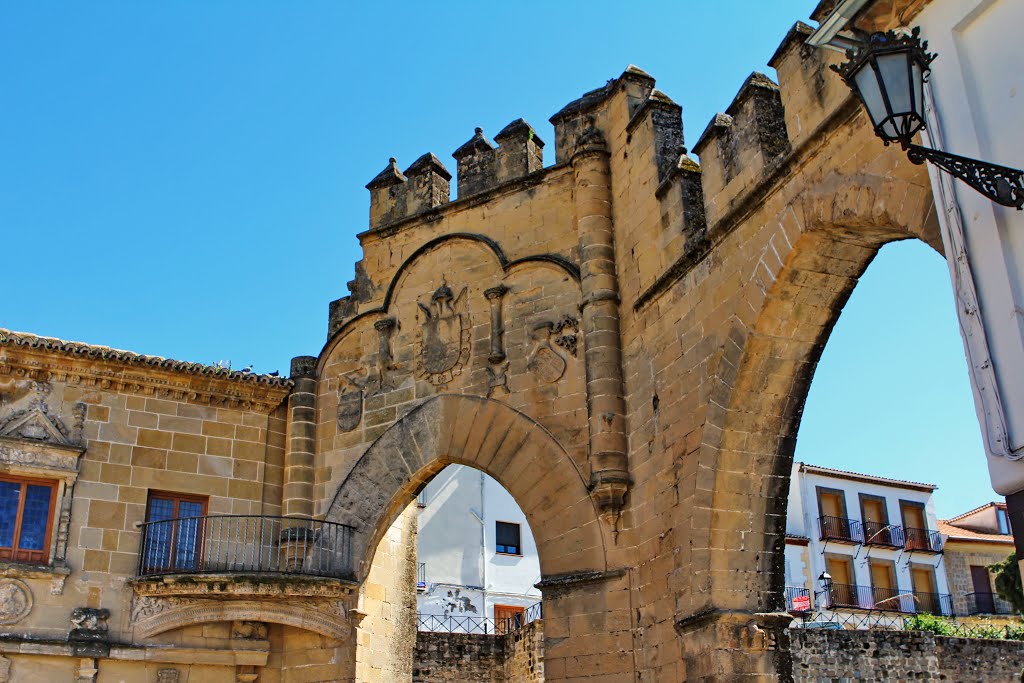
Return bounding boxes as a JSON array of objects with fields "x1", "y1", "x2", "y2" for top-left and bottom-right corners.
[{"x1": 905, "y1": 142, "x2": 1024, "y2": 210}]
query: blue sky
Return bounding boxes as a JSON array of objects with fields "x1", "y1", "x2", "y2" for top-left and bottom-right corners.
[{"x1": 0, "y1": 2, "x2": 992, "y2": 516}]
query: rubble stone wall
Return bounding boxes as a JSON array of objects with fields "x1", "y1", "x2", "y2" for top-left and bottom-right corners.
[
  {"x1": 790, "y1": 629, "x2": 1024, "y2": 682},
  {"x1": 413, "y1": 620, "x2": 543, "y2": 683}
]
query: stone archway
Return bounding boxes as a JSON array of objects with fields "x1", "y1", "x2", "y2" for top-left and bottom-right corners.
[
  {"x1": 698, "y1": 172, "x2": 943, "y2": 613},
  {"x1": 325, "y1": 393, "x2": 609, "y2": 582}
]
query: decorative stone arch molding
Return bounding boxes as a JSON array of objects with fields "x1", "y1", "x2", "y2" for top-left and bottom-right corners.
[
  {"x1": 323, "y1": 231, "x2": 581, "y2": 354},
  {"x1": 325, "y1": 394, "x2": 609, "y2": 581},
  {"x1": 131, "y1": 598, "x2": 355, "y2": 640},
  {"x1": 692, "y1": 170, "x2": 941, "y2": 613}
]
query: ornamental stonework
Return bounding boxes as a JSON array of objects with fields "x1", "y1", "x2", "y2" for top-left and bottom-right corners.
[{"x1": 0, "y1": 580, "x2": 32, "y2": 624}]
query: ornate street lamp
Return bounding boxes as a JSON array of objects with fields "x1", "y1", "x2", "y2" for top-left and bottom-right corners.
[{"x1": 832, "y1": 27, "x2": 1024, "y2": 209}]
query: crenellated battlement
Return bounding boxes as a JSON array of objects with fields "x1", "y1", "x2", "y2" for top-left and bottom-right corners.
[
  {"x1": 365, "y1": 154, "x2": 452, "y2": 230},
  {"x1": 451, "y1": 119, "x2": 545, "y2": 199},
  {"x1": 692, "y1": 72, "x2": 790, "y2": 227}
]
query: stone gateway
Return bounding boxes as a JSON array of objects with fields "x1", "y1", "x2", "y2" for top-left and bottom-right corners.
[{"x1": 0, "y1": 1, "x2": 1000, "y2": 681}]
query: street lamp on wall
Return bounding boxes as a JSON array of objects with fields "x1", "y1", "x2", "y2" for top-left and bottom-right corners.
[{"x1": 832, "y1": 27, "x2": 1024, "y2": 210}]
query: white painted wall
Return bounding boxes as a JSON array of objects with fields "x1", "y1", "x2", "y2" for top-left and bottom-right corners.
[
  {"x1": 416, "y1": 464, "x2": 540, "y2": 625},
  {"x1": 913, "y1": 0, "x2": 1024, "y2": 492},
  {"x1": 787, "y1": 463, "x2": 951, "y2": 611}
]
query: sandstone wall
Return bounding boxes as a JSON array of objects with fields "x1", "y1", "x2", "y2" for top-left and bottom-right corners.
[{"x1": 790, "y1": 629, "x2": 1024, "y2": 682}]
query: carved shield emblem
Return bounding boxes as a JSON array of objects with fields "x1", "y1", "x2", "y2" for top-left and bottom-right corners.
[
  {"x1": 336, "y1": 377, "x2": 364, "y2": 432},
  {"x1": 422, "y1": 312, "x2": 464, "y2": 374},
  {"x1": 416, "y1": 282, "x2": 471, "y2": 387},
  {"x1": 528, "y1": 344, "x2": 567, "y2": 383},
  {"x1": 528, "y1": 316, "x2": 578, "y2": 384}
]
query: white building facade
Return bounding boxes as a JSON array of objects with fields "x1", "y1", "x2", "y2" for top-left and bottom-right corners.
[
  {"x1": 785, "y1": 463, "x2": 952, "y2": 623},
  {"x1": 415, "y1": 464, "x2": 541, "y2": 631}
]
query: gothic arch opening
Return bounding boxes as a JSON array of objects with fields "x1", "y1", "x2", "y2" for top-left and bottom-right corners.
[
  {"x1": 415, "y1": 464, "x2": 542, "y2": 630},
  {"x1": 698, "y1": 172, "x2": 953, "y2": 616},
  {"x1": 327, "y1": 394, "x2": 608, "y2": 680},
  {"x1": 325, "y1": 394, "x2": 608, "y2": 582}
]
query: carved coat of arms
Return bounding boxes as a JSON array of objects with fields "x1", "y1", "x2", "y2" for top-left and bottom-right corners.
[
  {"x1": 527, "y1": 316, "x2": 579, "y2": 384},
  {"x1": 416, "y1": 282, "x2": 471, "y2": 387},
  {"x1": 336, "y1": 374, "x2": 365, "y2": 433}
]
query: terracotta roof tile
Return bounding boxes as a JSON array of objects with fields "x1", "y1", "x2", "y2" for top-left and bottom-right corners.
[
  {"x1": 797, "y1": 462, "x2": 936, "y2": 491},
  {"x1": 937, "y1": 520, "x2": 1014, "y2": 545},
  {"x1": 0, "y1": 328, "x2": 292, "y2": 388}
]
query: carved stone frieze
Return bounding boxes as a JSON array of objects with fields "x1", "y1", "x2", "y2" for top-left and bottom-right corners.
[
  {"x1": 131, "y1": 594, "x2": 356, "y2": 640},
  {"x1": 0, "y1": 381, "x2": 83, "y2": 448},
  {"x1": 157, "y1": 669, "x2": 180, "y2": 683},
  {"x1": 231, "y1": 620, "x2": 269, "y2": 640},
  {"x1": 0, "y1": 354, "x2": 290, "y2": 415},
  {"x1": 130, "y1": 575, "x2": 357, "y2": 601},
  {"x1": 416, "y1": 282, "x2": 471, "y2": 388},
  {"x1": 0, "y1": 579, "x2": 32, "y2": 624}
]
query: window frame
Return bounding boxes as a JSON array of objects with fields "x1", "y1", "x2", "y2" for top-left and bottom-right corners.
[
  {"x1": 0, "y1": 474, "x2": 58, "y2": 565},
  {"x1": 142, "y1": 490, "x2": 210, "y2": 574},
  {"x1": 495, "y1": 520, "x2": 522, "y2": 556},
  {"x1": 997, "y1": 507, "x2": 1011, "y2": 535},
  {"x1": 815, "y1": 486, "x2": 849, "y2": 520}
]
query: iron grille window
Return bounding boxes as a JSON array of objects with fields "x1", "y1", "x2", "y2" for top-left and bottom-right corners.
[
  {"x1": 0, "y1": 475, "x2": 57, "y2": 564},
  {"x1": 495, "y1": 521, "x2": 521, "y2": 555}
]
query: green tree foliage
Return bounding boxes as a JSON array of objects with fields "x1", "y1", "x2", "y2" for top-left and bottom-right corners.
[{"x1": 989, "y1": 553, "x2": 1024, "y2": 615}]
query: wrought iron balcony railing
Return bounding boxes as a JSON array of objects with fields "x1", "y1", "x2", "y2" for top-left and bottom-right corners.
[
  {"x1": 964, "y1": 591, "x2": 1012, "y2": 616},
  {"x1": 417, "y1": 602, "x2": 542, "y2": 635},
  {"x1": 824, "y1": 583, "x2": 953, "y2": 616},
  {"x1": 136, "y1": 515, "x2": 355, "y2": 580},
  {"x1": 913, "y1": 591, "x2": 954, "y2": 617},
  {"x1": 903, "y1": 527, "x2": 943, "y2": 553},
  {"x1": 862, "y1": 521, "x2": 904, "y2": 548},
  {"x1": 785, "y1": 586, "x2": 812, "y2": 613},
  {"x1": 826, "y1": 583, "x2": 872, "y2": 610},
  {"x1": 818, "y1": 515, "x2": 863, "y2": 544}
]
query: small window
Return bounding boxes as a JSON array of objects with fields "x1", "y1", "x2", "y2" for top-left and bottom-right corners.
[
  {"x1": 0, "y1": 475, "x2": 57, "y2": 564},
  {"x1": 997, "y1": 507, "x2": 1011, "y2": 535},
  {"x1": 495, "y1": 521, "x2": 521, "y2": 555},
  {"x1": 417, "y1": 489, "x2": 427, "y2": 508},
  {"x1": 140, "y1": 491, "x2": 208, "y2": 574}
]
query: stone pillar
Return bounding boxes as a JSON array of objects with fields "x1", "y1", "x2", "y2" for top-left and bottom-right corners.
[
  {"x1": 284, "y1": 356, "x2": 317, "y2": 519},
  {"x1": 571, "y1": 122, "x2": 629, "y2": 529}
]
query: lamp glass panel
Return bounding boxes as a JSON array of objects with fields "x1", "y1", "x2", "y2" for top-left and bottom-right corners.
[
  {"x1": 853, "y1": 62, "x2": 887, "y2": 127},
  {"x1": 878, "y1": 52, "x2": 912, "y2": 116}
]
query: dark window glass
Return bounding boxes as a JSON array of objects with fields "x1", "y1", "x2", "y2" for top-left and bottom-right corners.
[
  {"x1": 141, "y1": 492, "x2": 208, "y2": 574},
  {"x1": 19, "y1": 485, "x2": 53, "y2": 551},
  {"x1": 496, "y1": 521, "x2": 521, "y2": 555},
  {"x1": 997, "y1": 508, "x2": 1010, "y2": 535},
  {"x1": 0, "y1": 476, "x2": 56, "y2": 563},
  {"x1": 0, "y1": 482, "x2": 19, "y2": 548}
]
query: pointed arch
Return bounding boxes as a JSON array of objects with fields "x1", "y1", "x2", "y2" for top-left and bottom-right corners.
[
  {"x1": 325, "y1": 394, "x2": 608, "y2": 581},
  {"x1": 695, "y1": 171, "x2": 941, "y2": 611}
]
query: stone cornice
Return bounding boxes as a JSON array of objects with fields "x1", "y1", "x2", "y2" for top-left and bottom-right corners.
[{"x1": 0, "y1": 331, "x2": 291, "y2": 414}]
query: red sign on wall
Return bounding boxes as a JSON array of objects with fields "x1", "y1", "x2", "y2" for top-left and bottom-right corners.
[{"x1": 791, "y1": 595, "x2": 811, "y2": 612}]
